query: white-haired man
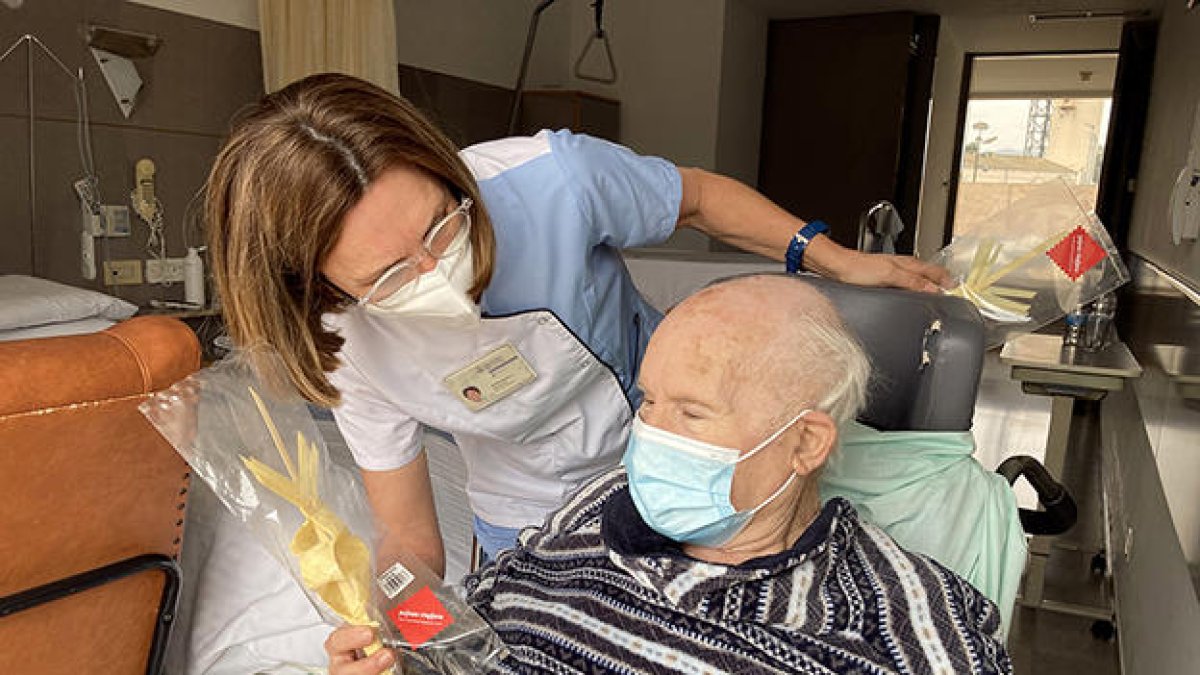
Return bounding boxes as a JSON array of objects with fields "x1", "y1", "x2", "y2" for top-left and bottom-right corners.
[{"x1": 328, "y1": 274, "x2": 1011, "y2": 674}]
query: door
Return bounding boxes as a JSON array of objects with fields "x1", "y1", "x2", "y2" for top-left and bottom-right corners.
[{"x1": 758, "y1": 12, "x2": 938, "y2": 253}]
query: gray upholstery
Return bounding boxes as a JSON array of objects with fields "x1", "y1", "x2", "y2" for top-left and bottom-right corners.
[
  {"x1": 802, "y1": 275, "x2": 985, "y2": 432},
  {"x1": 628, "y1": 262, "x2": 987, "y2": 432}
]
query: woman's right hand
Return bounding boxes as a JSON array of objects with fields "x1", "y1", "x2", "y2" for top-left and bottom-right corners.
[{"x1": 326, "y1": 625, "x2": 396, "y2": 675}]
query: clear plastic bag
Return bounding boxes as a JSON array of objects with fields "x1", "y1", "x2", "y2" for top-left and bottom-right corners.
[
  {"x1": 139, "y1": 350, "x2": 508, "y2": 674},
  {"x1": 931, "y1": 179, "x2": 1130, "y2": 348}
]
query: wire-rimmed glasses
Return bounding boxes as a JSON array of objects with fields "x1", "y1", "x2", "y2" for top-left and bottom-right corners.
[{"x1": 358, "y1": 197, "x2": 473, "y2": 306}]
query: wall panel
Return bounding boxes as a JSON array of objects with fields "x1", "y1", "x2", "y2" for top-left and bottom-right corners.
[{"x1": 0, "y1": 1, "x2": 262, "y2": 308}]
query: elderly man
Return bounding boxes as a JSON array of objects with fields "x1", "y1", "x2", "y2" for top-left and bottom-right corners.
[{"x1": 328, "y1": 274, "x2": 1011, "y2": 674}]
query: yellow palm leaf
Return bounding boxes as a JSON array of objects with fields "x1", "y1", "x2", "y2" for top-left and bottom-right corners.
[{"x1": 240, "y1": 386, "x2": 389, "y2": 668}]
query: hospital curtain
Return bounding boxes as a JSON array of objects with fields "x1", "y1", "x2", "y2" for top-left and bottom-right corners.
[{"x1": 257, "y1": 0, "x2": 399, "y2": 94}]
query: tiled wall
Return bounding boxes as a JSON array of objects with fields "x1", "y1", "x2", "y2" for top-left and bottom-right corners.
[{"x1": 0, "y1": 0, "x2": 262, "y2": 306}]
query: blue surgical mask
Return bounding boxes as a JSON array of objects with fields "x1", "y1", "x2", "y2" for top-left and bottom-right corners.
[{"x1": 622, "y1": 410, "x2": 810, "y2": 547}]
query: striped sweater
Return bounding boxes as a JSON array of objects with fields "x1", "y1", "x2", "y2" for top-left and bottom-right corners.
[{"x1": 463, "y1": 468, "x2": 1012, "y2": 674}]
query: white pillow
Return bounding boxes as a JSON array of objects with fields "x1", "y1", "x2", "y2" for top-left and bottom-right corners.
[
  {"x1": 0, "y1": 275, "x2": 138, "y2": 330},
  {"x1": 0, "y1": 316, "x2": 115, "y2": 342}
]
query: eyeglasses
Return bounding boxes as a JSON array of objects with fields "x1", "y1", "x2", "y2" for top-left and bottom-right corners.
[{"x1": 358, "y1": 197, "x2": 473, "y2": 306}]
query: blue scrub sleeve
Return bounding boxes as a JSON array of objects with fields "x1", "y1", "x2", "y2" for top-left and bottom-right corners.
[{"x1": 547, "y1": 131, "x2": 683, "y2": 250}]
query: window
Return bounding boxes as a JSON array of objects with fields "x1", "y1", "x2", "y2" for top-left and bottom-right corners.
[{"x1": 950, "y1": 54, "x2": 1117, "y2": 237}]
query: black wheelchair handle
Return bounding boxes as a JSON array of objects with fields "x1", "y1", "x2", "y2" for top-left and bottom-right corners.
[{"x1": 997, "y1": 455, "x2": 1079, "y2": 536}]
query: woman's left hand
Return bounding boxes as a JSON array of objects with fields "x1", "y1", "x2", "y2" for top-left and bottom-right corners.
[
  {"x1": 807, "y1": 237, "x2": 952, "y2": 293},
  {"x1": 673, "y1": 168, "x2": 952, "y2": 293}
]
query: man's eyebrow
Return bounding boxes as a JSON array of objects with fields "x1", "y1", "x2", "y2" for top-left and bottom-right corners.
[
  {"x1": 641, "y1": 388, "x2": 721, "y2": 412},
  {"x1": 674, "y1": 395, "x2": 719, "y2": 412}
]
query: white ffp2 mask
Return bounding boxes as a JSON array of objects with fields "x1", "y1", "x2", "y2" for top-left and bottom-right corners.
[{"x1": 365, "y1": 241, "x2": 480, "y2": 326}]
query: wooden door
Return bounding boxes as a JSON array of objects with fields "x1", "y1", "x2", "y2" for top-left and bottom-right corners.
[{"x1": 758, "y1": 12, "x2": 937, "y2": 253}]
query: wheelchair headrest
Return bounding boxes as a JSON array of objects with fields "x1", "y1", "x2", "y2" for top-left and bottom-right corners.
[
  {"x1": 800, "y1": 275, "x2": 985, "y2": 432},
  {"x1": 622, "y1": 257, "x2": 985, "y2": 433}
]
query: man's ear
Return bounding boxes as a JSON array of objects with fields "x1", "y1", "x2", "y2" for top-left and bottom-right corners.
[{"x1": 789, "y1": 411, "x2": 837, "y2": 476}]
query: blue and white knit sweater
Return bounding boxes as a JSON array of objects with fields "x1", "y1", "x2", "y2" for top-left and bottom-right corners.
[{"x1": 463, "y1": 468, "x2": 1012, "y2": 674}]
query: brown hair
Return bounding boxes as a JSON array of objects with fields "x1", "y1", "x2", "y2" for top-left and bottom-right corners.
[{"x1": 205, "y1": 73, "x2": 495, "y2": 406}]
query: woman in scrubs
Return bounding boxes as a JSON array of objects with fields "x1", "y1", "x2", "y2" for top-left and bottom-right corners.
[{"x1": 204, "y1": 73, "x2": 947, "y2": 575}]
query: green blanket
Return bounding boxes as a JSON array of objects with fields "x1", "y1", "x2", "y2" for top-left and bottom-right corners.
[{"x1": 821, "y1": 421, "x2": 1027, "y2": 635}]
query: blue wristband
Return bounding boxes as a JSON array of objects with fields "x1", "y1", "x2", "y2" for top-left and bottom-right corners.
[{"x1": 785, "y1": 220, "x2": 830, "y2": 273}]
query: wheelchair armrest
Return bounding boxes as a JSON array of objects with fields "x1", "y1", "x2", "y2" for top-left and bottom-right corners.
[{"x1": 996, "y1": 455, "x2": 1078, "y2": 536}]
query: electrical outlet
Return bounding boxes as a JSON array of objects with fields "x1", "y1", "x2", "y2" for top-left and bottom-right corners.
[
  {"x1": 103, "y1": 259, "x2": 142, "y2": 285},
  {"x1": 100, "y1": 204, "x2": 132, "y2": 237},
  {"x1": 145, "y1": 257, "x2": 185, "y2": 284}
]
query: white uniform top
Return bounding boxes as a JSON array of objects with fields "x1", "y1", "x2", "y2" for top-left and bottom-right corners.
[{"x1": 325, "y1": 130, "x2": 682, "y2": 528}]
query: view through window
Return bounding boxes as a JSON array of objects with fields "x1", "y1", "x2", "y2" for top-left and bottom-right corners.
[{"x1": 951, "y1": 54, "x2": 1117, "y2": 236}]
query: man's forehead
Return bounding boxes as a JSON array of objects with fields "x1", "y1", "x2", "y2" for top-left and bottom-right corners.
[
  {"x1": 647, "y1": 276, "x2": 835, "y2": 403},
  {"x1": 646, "y1": 317, "x2": 758, "y2": 401},
  {"x1": 663, "y1": 288, "x2": 776, "y2": 352}
]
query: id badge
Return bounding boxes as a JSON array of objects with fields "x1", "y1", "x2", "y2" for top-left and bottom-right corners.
[{"x1": 443, "y1": 343, "x2": 537, "y2": 412}]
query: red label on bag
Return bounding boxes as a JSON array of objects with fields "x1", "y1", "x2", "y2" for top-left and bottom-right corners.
[
  {"x1": 387, "y1": 586, "x2": 454, "y2": 647},
  {"x1": 1046, "y1": 226, "x2": 1106, "y2": 281}
]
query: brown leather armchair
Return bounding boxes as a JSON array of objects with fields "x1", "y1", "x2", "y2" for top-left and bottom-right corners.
[{"x1": 0, "y1": 316, "x2": 201, "y2": 675}]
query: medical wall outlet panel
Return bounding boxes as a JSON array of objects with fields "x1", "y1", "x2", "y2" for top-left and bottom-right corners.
[
  {"x1": 1169, "y1": 100, "x2": 1200, "y2": 244},
  {"x1": 80, "y1": 231, "x2": 96, "y2": 280},
  {"x1": 83, "y1": 211, "x2": 102, "y2": 236},
  {"x1": 103, "y1": 259, "x2": 142, "y2": 286},
  {"x1": 73, "y1": 179, "x2": 100, "y2": 280}
]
